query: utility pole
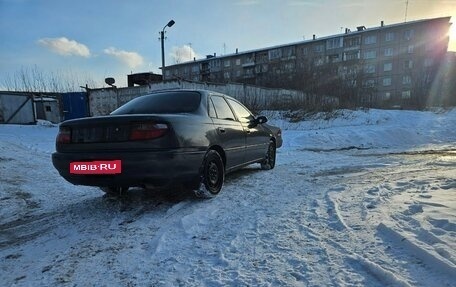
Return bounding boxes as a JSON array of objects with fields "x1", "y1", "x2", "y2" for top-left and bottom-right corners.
[
  {"x1": 405, "y1": 0, "x2": 409, "y2": 22},
  {"x1": 160, "y1": 20, "x2": 175, "y2": 74}
]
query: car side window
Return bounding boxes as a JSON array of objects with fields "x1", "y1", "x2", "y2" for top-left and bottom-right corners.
[
  {"x1": 211, "y1": 96, "x2": 236, "y2": 121},
  {"x1": 226, "y1": 99, "x2": 254, "y2": 123},
  {"x1": 208, "y1": 98, "x2": 217, "y2": 118}
]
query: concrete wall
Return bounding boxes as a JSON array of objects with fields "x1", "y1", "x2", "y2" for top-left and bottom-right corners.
[
  {"x1": 88, "y1": 81, "x2": 316, "y2": 116},
  {"x1": 0, "y1": 93, "x2": 35, "y2": 124}
]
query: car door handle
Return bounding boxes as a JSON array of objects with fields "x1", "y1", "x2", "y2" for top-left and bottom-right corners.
[{"x1": 218, "y1": 127, "x2": 226, "y2": 134}]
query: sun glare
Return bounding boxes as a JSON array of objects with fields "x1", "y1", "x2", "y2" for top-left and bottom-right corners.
[{"x1": 450, "y1": 17, "x2": 456, "y2": 51}]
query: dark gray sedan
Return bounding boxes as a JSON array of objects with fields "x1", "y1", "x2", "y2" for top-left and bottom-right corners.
[{"x1": 52, "y1": 89, "x2": 281, "y2": 197}]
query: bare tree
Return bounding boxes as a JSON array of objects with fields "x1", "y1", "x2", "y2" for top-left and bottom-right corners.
[{"x1": 2, "y1": 65, "x2": 98, "y2": 92}]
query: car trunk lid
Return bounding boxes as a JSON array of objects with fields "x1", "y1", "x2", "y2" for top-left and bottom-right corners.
[{"x1": 56, "y1": 115, "x2": 177, "y2": 152}]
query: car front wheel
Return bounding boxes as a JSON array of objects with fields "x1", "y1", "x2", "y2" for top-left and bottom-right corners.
[
  {"x1": 261, "y1": 140, "x2": 276, "y2": 170},
  {"x1": 194, "y1": 150, "x2": 225, "y2": 198}
]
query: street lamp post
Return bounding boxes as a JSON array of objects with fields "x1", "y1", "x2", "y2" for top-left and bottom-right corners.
[{"x1": 160, "y1": 20, "x2": 175, "y2": 75}]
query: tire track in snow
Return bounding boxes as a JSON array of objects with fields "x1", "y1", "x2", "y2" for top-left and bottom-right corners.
[
  {"x1": 325, "y1": 149, "x2": 456, "y2": 286},
  {"x1": 0, "y1": 211, "x2": 59, "y2": 249}
]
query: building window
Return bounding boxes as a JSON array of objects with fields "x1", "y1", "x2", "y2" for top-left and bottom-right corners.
[
  {"x1": 341, "y1": 65, "x2": 359, "y2": 76},
  {"x1": 364, "y1": 50, "x2": 376, "y2": 59},
  {"x1": 403, "y1": 29, "x2": 414, "y2": 40},
  {"x1": 364, "y1": 64, "x2": 376, "y2": 74},
  {"x1": 224, "y1": 60, "x2": 231, "y2": 67},
  {"x1": 364, "y1": 35, "x2": 377, "y2": 45},
  {"x1": 383, "y1": 77, "x2": 392, "y2": 86},
  {"x1": 384, "y1": 48, "x2": 394, "y2": 57},
  {"x1": 314, "y1": 57, "x2": 325, "y2": 66},
  {"x1": 363, "y1": 79, "x2": 376, "y2": 88},
  {"x1": 257, "y1": 52, "x2": 268, "y2": 63},
  {"x1": 284, "y1": 62, "x2": 295, "y2": 70},
  {"x1": 402, "y1": 90, "x2": 411, "y2": 99},
  {"x1": 235, "y1": 58, "x2": 241, "y2": 65},
  {"x1": 344, "y1": 50, "x2": 360, "y2": 61},
  {"x1": 301, "y1": 47, "x2": 309, "y2": 56},
  {"x1": 314, "y1": 44, "x2": 324, "y2": 53},
  {"x1": 165, "y1": 70, "x2": 171, "y2": 76},
  {"x1": 404, "y1": 60, "x2": 413, "y2": 69},
  {"x1": 345, "y1": 37, "x2": 361, "y2": 47},
  {"x1": 402, "y1": 75, "x2": 411, "y2": 85},
  {"x1": 243, "y1": 56, "x2": 254, "y2": 65},
  {"x1": 244, "y1": 68, "x2": 254, "y2": 77},
  {"x1": 269, "y1": 48, "x2": 282, "y2": 60},
  {"x1": 385, "y1": 32, "x2": 394, "y2": 42},
  {"x1": 235, "y1": 70, "x2": 241, "y2": 77},
  {"x1": 192, "y1": 65, "x2": 199, "y2": 72},
  {"x1": 328, "y1": 53, "x2": 340, "y2": 63},
  {"x1": 224, "y1": 72, "x2": 230, "y2": 79},
  {"x1": 407, "y1": 45, "x2": 414, "y2": 54},
  {"x1": 383, "y1": 92, "x2": 391, "y2": 100},
  {"x1": 384, "y1": 62, "x2": 393, "y2": 72},
  {"x1": 326, "y1": 37, "x2": 343, "y2": 49},
  {"x1": 283, "y1": 46, "x2": 295, "y2": 58}
]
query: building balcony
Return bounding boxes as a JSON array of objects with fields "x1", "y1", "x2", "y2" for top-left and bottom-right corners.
[
  {"x1": 242, "y1": 62, "x2": 255, "y2": 68},
  {"x1": 344, "y1": 46, "x2": 361, "y2": 51}
]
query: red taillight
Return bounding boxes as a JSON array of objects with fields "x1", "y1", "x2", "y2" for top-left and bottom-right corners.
[
  {"x1": 56, "y1": 127, "x2": 71, "y2": 144},
  {"x1": 129, "y1": 123, "x2": 168, "y2": 141}
]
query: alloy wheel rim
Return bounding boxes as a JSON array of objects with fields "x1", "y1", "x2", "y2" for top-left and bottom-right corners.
[{"x1": 208, "y1": 161, "x2": 219, "y2": 187}]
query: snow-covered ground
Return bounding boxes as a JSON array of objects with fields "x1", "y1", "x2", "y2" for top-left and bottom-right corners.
[{"x1": 0, "y1": 109, "x2": 455, "y2": 286}]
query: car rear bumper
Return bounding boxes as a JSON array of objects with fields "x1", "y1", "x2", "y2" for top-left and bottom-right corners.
[{"x1": 52, "y1": 149, "x2": 205, "y2": 188}]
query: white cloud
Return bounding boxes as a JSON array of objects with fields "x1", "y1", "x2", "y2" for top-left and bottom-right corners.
[
  {"x1": 38, "y1": 37, "x2": 90, "y2": 57},
  {"x1": 103, "y1": 47, "x2": 144, "y2": 69},
  {"x1": 170, "y1": 45, "x2": 200, "y2": 64},
  {"x1": 234, "y1": 0, "x2": 259, "y2": 5},
  {"x1": 287, "y1": 0, "x2": 321, "y2": 7}
]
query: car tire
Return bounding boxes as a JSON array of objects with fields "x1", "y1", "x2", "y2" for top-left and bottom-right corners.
[
  {"x1": 194, "y1": 150, "x2": 225, "y2": 198},
  {"x1": 261, "y1": 140, "x2": 276, "y2": 170}
]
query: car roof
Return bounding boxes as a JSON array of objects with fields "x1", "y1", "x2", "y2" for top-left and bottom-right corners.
[{"x1": 146, "y1": 89, "x2": 239, "y2": 102}]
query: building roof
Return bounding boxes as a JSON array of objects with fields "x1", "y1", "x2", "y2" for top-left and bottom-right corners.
[{"x1": 165, "y1": 16, "x2": 451, "y2": 68}]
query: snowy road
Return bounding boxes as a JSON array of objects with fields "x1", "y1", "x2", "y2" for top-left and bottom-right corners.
[{"x1": 0, "y1": 110, "x2": 455, "y2": 286}]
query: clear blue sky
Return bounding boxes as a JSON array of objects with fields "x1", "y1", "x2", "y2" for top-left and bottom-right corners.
[{"x1": 0, "y1": 0, "x2": 455, "y2": 88}]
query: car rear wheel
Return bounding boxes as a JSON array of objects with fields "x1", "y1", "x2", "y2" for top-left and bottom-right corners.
[
  {"x1": 261, "y1": 140, "x2": 276, "y2": 170},
  {"x1": 194, "y1": 150, "x2": 225, "y2": 198}
]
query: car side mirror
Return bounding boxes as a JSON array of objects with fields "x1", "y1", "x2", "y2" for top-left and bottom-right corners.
[
  {"x1": 256, "y1": 116, "x2": 268, "y2": 124},
  {"x1": 249, "y1": 115, "x2": 268, "y2": 128}
]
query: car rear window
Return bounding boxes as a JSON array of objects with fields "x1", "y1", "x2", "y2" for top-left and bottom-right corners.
[{"x1": 111, "y1": 91, "x2": 201, "y2": 114}]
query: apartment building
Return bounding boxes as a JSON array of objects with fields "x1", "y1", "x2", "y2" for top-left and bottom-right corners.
[{"x1": 163, "y1": 17, "x2": 452, "y2": 108}]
